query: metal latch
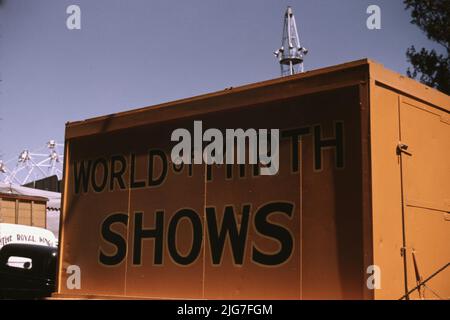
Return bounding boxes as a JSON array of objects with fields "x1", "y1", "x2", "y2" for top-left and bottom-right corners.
[{"x1": 397, "y1": 143, "x2": 412, "y2": 156}]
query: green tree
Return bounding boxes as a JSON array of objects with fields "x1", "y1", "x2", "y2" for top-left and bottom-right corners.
[{"x1": 404, "y1": 0, "x2": 450, "y2": 95}]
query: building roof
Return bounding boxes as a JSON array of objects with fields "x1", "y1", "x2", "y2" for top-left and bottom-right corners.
[
  {"x1": 0, "y1": 192, "x2": 48, "y2": 203},
  {"x1": 0, "y1": 182, "x2": 60, "y2": 210}
]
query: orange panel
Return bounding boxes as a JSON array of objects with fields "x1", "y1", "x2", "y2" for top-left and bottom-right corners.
[
  {"x1": 57, "y1": 86, "x2": 367, "y2": 299},
  {"x1": 370, "y1": 84, "x2": 405, "y2": 299},
  {"x1": 56, "y1": 59, "x2": 450, "y2": 300}
]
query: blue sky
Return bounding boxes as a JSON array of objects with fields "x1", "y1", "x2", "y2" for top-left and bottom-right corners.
[{"x1": 0, "y1": 0, "x2": 444, "y2": 160}]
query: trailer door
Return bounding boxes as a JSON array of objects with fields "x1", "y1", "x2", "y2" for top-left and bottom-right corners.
[{"x1": 398, "y1": 96, "x2": 450, "y2": 300}]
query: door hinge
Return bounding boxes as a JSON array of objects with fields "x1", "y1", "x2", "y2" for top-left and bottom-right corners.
[{"x1": 400, "y1": 247, "x2": 407, "y2": 257}]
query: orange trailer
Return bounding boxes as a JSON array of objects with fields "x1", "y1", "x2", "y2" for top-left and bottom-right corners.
[{"x1": 55, "y1": 59, "x2": 449, "y2": 299}]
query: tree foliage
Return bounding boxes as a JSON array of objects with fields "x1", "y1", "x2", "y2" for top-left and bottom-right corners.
[{"x1": 404, "y1": 0, "x2": 450, "y2": 94}]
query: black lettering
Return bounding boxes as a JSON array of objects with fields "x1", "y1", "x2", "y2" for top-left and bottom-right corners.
[
  {"x1": 188, "y1": 163, "x2": 193, "y2": 176},
  {"x1": 206, "y1": 164, "x2": 223, "y2": 182},
  {"x1": 207, "y1": 164, "x2": 212, "y2": 181},
  {"x1": 252, "y1": 202, "x2": 294, "y2": 266},
  {"x1": 206, "y1": 205, "x2": 251, "y2": 265},
  {"x1": 226, "y1": 164, "x2": 232, "y2": 179},
  {"x1": 282, "y1": 127, "x2": 310, "y2": 172},
  {"x1": 168, "y1": 209, "x2": 202, "y2": 265},
  {"x1": 73, "y1": 160, "x2": 92, "y2": 194},
  {"x1": 99, "y1": 213, "x2": 128, "y2": 266},
  {"x1": 91, "y1": 158, "x2": 108, "y2": 192},
  {"x1": 314, "y1": 123, "x2": 344, "y2": 170},
  {"x1": 133, "y1": 211, "x2": 164, "y2": 265},
  {"x1": 148, "y1": 149, "x2": 168, "y2": 187},
  {"x1": 110, "y1": 155, "x2": 127, "y2": 191},
  {"x1": 252, "y1": 164, "x2": 259, "y2": 177},
  {"x1": 130, "y1": 153, "x2": 146, "y2": 189},
  {"x1": 239, "y1": 164, "x2": 245, "y2": 178}
]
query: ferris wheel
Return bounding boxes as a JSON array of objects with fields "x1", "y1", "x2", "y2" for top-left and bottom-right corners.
[{"x1": 0, "y1": 140, "x2": 64, "y2": 185}]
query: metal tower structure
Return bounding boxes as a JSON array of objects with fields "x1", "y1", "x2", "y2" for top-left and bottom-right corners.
[
  {"x1": 0, "y1": 140, "x2": 64, "y2": 185},
  {"x1": 274, "y1": 6, "x2": 308, "y2": 76}
]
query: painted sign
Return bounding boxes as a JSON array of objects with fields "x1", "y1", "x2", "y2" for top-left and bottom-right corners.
[{"x1": 59, "y1": 86, "x2": 364, "y2": 299}]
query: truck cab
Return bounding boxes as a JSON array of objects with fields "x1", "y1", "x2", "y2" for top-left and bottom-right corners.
[
  {"x1": 0, "y1": 243, "x2": 57, "y2": 299},
  {"x1": 0, "y1": 223, "x2": 58, "y2": 299}
]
